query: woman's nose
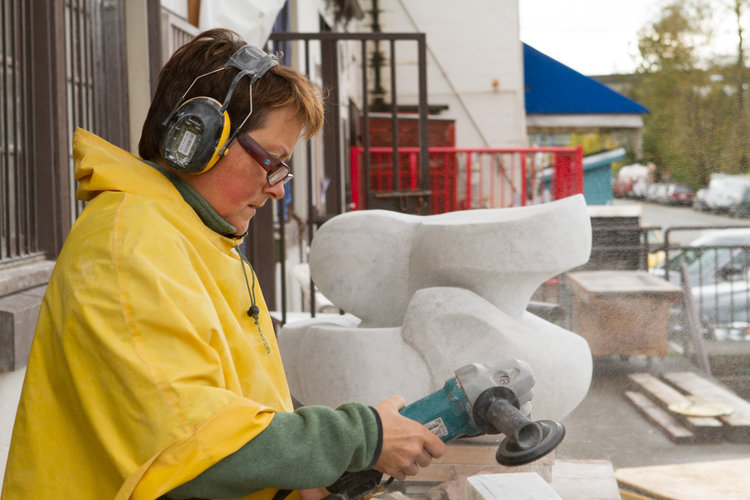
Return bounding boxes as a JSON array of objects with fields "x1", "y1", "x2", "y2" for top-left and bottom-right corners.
[{"x1": 265, "y1": 181, "x2": 286, "y2": 200}]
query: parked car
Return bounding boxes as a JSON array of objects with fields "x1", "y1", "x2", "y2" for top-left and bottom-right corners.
[
  {"x1": 728, "y1": 186, "x2": 750, "y2": 218},
  {"x1": 612, "y1": 177, "x2": 632, "y2": 198},
  {"x1": 693, "y1": 274, "x2": 750, "y2": 336},
  {"x1": 631, "y1": 177, "x2": 649, "y2": 199},
  {"x1": 646, "y1": 182, "x2": 668, "y2": 203},
  {"x1": 653, "y1": 228, "x2": 750, "y2": 339},
  {"x1": 654, "y1": 228, "x2": 750, "y2": 283},
  {"x1": 692, "y1": 188, "x2": 709, "y2": 211},
  {"x1": 614, "y1": 163, "x2": 649, "y2": 199},
  {"x1": 702, "y1": 175, "x2": 750, "y2": 212},
  {"x1": 663, "y1": 183, "x2": 694, "y2": 206},
  {"x1": 656, "y1": 183, "x2": 673, "y2": 204}
]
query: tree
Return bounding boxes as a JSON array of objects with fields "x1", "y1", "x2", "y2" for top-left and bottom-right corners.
[
  {"x1": 628, "y1": 0, "x2": 742, "y2": 188},
  {"x1": 732, "y1": 0, "x2": 749, "y2": 172}
]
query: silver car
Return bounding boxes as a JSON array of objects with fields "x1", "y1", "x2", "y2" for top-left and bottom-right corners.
[{"x1": 653, "y1": 228, "x2": 750, "y2": 340}]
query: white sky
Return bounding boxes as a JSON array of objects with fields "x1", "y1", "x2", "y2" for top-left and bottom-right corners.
[{"x1": 519, "y1": 0, "x2": 742, "y2": 76}]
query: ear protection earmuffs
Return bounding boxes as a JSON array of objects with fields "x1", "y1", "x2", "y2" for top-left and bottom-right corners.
[{"x1": 160, "y1": 45, "x2": 279, "y2": 174}]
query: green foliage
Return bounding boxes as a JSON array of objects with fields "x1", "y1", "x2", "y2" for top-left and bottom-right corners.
[
  {"x1": 637, "y1": 1, "x2": 704, "y2": 72},
  {"x1": 625, "y1": 0, "x2": 750, "y2": 189}
]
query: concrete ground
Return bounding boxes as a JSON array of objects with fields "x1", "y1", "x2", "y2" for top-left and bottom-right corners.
[{"x1": 555, "y1": 351, "x2": 750, "y2": 471}]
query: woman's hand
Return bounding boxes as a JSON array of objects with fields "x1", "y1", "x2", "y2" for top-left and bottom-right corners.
[
  {"x1": 372, "y1": 396, "x2": 446, "y2": 480},
  {"x1": 300, "y1": 487, "x2": 329, "y2": 500}
]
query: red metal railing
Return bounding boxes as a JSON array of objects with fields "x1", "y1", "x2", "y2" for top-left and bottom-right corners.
[{"x1": 350, "y1": 146, "x2": 584, "y2": 213}]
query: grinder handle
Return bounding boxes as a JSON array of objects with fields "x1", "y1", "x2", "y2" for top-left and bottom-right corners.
[
  {"x1": 485, "y1": 399, "x2": 543, "y2": 450},
  {"x1": 472, "y1": 386, "x2": 565, "y2": 466}
]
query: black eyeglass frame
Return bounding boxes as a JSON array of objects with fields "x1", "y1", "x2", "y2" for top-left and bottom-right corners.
[{"x1": 237, "y1": 134, "x2": 293, "y2": 186}]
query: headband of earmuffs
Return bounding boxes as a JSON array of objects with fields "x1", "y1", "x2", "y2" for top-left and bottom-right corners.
[{"x1": 159, "y1": 45, "x2": 279, "y2": 174}]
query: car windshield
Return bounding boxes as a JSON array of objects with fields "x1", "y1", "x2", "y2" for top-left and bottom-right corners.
[
  {"x1": 656, "y1": 230, "x2": 750, "y2": 281},
  {"x1": 683, "y1": 246, "x2": 750, "y2": 287}
]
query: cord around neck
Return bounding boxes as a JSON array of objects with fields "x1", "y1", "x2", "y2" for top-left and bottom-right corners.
[{"x1": 236, "y1": 247, "x2": 271, "y2": 354}]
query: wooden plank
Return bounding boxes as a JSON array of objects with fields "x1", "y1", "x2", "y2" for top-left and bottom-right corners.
[
  {"x1": 662, "y1": 371, "x2": 750, "y2": 442},
  {"x1": 619, "y1": 489, "x2": 658, "y2": 500},
  {"x1": 616, "y1": 458, "x2": 750, "y2": 500},
  {"x1": 411, "y1": 463, "x2": 553, "y2": 484},
  {"x1": 627, "y1": 373, "x2": 724, "y2": 439},
  {"x1": 623, "y1": 390, "x2": 695, "y2": 444},
  {"x1": 434, "y1": 442, "x2": 505, "y2": 464},
  {"x1": 547, "y1": 460, "x2": 621, "y2": 500},
  {"x1": 410, "y1": 443, "x2": 555, "y2": 483}
]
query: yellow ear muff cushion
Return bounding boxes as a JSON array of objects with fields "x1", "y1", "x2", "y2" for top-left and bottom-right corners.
[{"x1": 196, "y1": 110, "x2": 231, "y2": 174}]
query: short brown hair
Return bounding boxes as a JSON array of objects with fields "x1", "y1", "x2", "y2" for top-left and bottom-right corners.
[{"x1": 138, "y1": 28, "x2": 324, "y2": 161}]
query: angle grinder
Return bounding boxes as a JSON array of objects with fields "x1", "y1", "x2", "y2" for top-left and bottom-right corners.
[{"x1": 325, "y1": 359, "x2": 565, "y2": 499}]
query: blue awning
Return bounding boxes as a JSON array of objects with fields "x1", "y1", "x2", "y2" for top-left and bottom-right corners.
[{"x1": 523, "y1": 43, "x2": 648, "y2": 116}]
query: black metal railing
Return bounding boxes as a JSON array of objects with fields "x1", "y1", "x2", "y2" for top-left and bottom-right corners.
[
  {"x1": 264, "y1": 32, "x2": 429, "y2": 322},
  {"x1": 661, "y1": 226, "x2": 750, "y2": 336}
]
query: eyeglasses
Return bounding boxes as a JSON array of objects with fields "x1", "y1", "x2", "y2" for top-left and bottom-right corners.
[{"x1": 237, "y1": 134, "x2": 293, "y2": 186}]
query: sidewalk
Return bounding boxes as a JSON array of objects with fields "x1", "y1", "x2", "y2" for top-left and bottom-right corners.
[{"x1": 557, "y1": 353, "x2": 750, "y2": 470}]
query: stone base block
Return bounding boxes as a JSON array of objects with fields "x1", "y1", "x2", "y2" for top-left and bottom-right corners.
[{"x1": 0, "y1": 285, "x2": 46, "y2": 372}]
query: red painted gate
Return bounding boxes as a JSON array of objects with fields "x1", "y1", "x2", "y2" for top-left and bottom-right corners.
[{"x1": 350, "y1": 145, "x2": 584, "y2": 214}]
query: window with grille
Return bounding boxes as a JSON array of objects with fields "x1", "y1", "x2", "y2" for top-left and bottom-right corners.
[
  {"x1": 1, "y1": 0, "x2": 127, "y2": 266},
  {"x1": 0, "y1": 0, "x2": 35, "y2": 264}
]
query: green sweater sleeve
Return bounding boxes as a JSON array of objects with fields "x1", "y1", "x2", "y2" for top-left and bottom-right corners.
[{"x1": 161, "y1": 402, "x2": 382, "y2": 500}]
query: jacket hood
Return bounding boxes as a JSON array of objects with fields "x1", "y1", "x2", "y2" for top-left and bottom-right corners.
[{"x1": 73, "y1": 128, "x2": 181, "y2": 204}]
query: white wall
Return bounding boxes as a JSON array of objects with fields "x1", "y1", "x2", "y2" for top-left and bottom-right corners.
[
  {"x1": 125, "y1": 0, "x2": 162, "y2": 154},
  {"x1": 0, "y1": 368, "x2": 25, "y2": 491},
  {"x1": 161, "y1": 0, "x2": 188, "y2": 17},
  {"x1": 374, "y1": 0, "x2": 527, "y2": 148},
  {"x1": 279, "y1": 0, "x2": 373, "y2": 313}
]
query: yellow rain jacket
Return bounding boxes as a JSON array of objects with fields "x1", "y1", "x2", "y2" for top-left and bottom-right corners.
[{"x1": 2, "y1": 130, "x2": 379, "y2": 500}]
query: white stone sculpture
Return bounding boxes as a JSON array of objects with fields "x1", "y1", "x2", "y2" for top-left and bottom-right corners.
[{"x1": 278, "y1": 194, "x2": 593, "y2": 421}]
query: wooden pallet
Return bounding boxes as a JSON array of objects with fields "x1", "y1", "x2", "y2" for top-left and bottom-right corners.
[
  {"x1": 662, "y1": 371, "x2": 750, "y2": 442},
  {"x1": 622, "y1": 390, "x2": 695, "y2": 444},
  {"x1": 625, "y1": 371, "x2": 750, "y2": 443}
]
